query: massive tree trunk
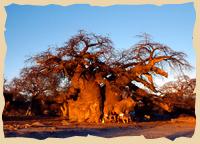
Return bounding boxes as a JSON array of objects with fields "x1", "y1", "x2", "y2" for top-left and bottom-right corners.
[
  {"x1": 103, "y1": 79, "x2": 138, "y2": 122},
  {"x1": 68, "y1": 65, "x2": 102, "y2": 123},
  {"x1": 103, "y1": 81, "x2": 122, "y2": 120}
]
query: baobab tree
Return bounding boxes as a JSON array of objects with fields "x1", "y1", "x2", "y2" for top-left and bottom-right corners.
[
  {"x1": 160, "y1": 75, "x2": 195, "y2": 97},
  {"x1": 4, "y1": 65, "x2": 67, "y2": 116},
  {"x1": 101, "y1": 33, "x2": 191, "y2": 122},
  {"x1": 3, "y1": 78, "x2": 32, "y2": 116},
  {"x1": 160, "y1": 75, "x2": 196, "y2": 115},
  {"x1": 5, "y1": 31, "x2": 192, "y2": 123},
  {"x1": 28, "y1": 31, "x2": 114, "y2": 122}
]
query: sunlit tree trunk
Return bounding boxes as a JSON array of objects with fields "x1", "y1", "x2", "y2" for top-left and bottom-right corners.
[
  {"x1": 60, "y1": 102, "x2": 68, "y2": 118},
  {"x1": 68, "y1": 65, "x2": 102, "y2": 123},
  {"x1": 25, "y1": 106, "x2": 32, "y2": 116},
  {"x1": 103, "y1": 81, "x2": 122, "y2": 121}
]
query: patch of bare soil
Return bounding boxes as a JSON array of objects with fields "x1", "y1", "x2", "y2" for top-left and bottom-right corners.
[{"x1": 3, "y1": 116, "x2": 195, "y2": 140}]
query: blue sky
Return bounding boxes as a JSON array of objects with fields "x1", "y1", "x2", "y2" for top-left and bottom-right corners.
[{"x1": 4, "y1": 3, "x2": 196, "y2": 84}]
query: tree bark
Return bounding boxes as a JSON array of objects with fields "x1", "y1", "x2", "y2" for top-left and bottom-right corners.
[{"x1": 68, "y1": 65, "x2": 102, "y2": 123}]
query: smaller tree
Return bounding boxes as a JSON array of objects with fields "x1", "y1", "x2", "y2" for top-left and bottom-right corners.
[{"x1": 160, "y1": 75, "x2": 196, "y2": 115}]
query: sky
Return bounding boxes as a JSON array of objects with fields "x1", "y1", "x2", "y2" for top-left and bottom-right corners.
[{"x1": 4, "y1": 3, "x2": 196, "y2": 85}]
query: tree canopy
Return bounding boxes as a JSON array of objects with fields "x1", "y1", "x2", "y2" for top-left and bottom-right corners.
[{"x1": 4, "y1": 31, "x2": 193, "y2": 123}]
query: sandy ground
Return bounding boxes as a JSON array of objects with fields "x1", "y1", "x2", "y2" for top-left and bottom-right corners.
[{"x1": 3, "y1": 116, "x2": 195, "y2": 140}]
